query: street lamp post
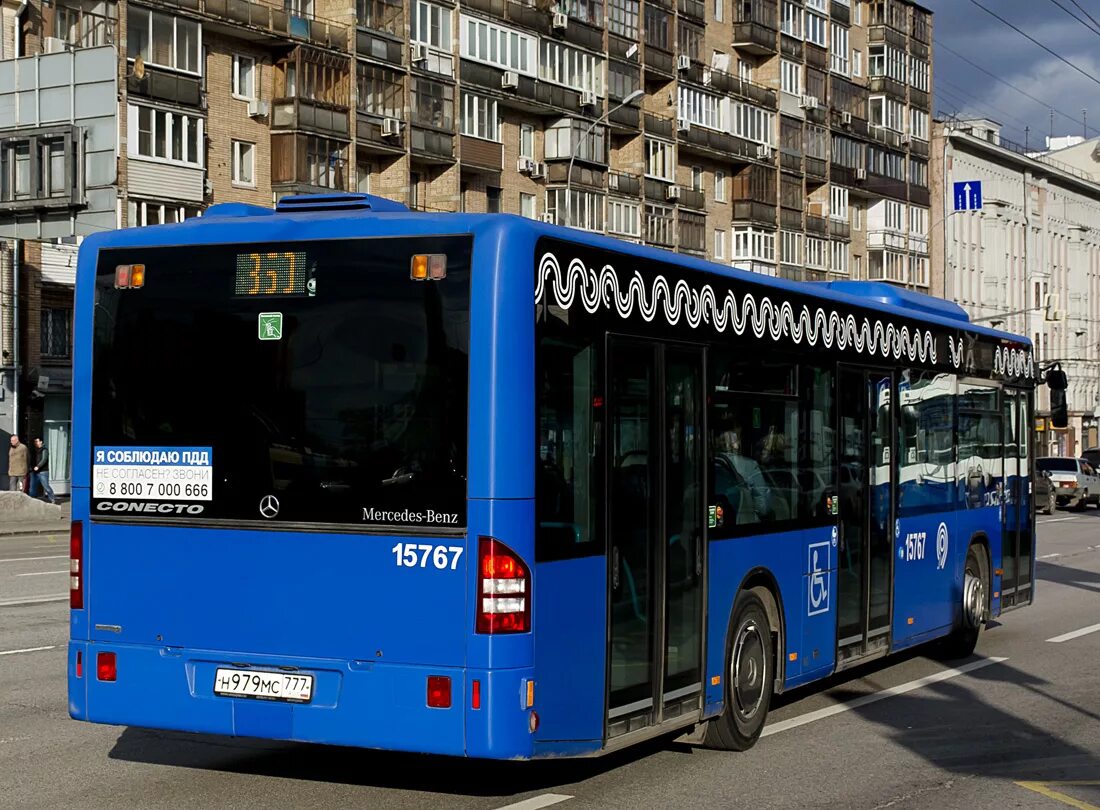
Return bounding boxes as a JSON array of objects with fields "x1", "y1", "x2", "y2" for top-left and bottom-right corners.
[{"x1": 564, "y1": 89, "x2": 644, "y2": 228}]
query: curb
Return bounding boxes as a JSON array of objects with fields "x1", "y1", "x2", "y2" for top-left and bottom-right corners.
[{"x1": 0, "y1": 525, "x2": 69, "y2": 538}]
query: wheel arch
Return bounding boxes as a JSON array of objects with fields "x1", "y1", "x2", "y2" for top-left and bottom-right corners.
[
  {"x1": 734, "y1": 567, "x2": 788, "y2": 693},
  {"x1": 966, "y1": 531, "x2": 992, "y2": 619}
]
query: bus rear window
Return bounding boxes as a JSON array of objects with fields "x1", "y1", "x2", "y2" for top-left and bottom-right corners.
[{"x1": 91, "y1": 236, "x2": 471, "y2": 529}]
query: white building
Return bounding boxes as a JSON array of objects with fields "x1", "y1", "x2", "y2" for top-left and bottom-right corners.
[{"x1": 932, "y1": 118, "x2": 1100, "y2": 457}]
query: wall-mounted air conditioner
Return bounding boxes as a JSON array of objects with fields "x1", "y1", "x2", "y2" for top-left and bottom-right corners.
[{"x1": 382, "y1": 117, "x2": 401, "y2": 137}]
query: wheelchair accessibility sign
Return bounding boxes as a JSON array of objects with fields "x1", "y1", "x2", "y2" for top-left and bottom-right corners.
[{"x1": 807, "y1": 541, "x2": 831, "y2": 617}]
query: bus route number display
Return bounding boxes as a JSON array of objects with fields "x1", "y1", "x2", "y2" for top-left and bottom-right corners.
[{"x1": 235, "y1": 251, "x2": 311, "y2": 297}]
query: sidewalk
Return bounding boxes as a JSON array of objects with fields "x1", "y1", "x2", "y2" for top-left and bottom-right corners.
[{"x1": 0, "y1": 492, "x2": 70, "y2": 536}]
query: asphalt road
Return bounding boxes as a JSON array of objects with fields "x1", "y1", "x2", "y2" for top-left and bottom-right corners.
[{"x1": 1, "y1": 515, "x2": 1098, "y2": 810}]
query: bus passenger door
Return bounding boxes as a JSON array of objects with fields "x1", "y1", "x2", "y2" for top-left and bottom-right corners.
[
  {"x1": 606, "y1": 340, "x2": 706, "y2": 739},
  {"x1": 1001, "y1": 388, "x2": 1033, "y2": 608},
  {"x1": 836, "y1": 368, "x2": 894, "y2": 665}
]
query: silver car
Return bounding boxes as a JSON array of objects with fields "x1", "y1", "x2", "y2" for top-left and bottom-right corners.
[{"x1": 1036, "y1": 457, "x2": 1100, "y2": 510}]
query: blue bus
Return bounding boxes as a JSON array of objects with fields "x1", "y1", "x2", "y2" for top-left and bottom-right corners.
[{"x1": 69, "y1": 192, "x2": 1040, "y2": 758}]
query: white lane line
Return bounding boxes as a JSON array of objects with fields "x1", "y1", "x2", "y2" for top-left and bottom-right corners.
[
  {"x1": 0, "y1": 595, "x2": 68, "y2": 607},
  {"x1": 0, "y1": 555, "x2": 68, "y2": 564},
  {"x1": 761, "y1": 657, "x2": 1008, "y2": 737},
  {"x1": 1039, "y1": 553, "x2": 1062, "y2": 559},
  {"x1": 0, "y1": 646, "x2": 57, "y2": 657},
  {"x1": 1038, "y1": 517, "x2": 1080, "y2": 524},
  {"x1": 15, "y1": 570, "x2": 68, "y2": 577},
  {"x1": 1047, "y1": 622, "x2": 1100, "y2": 644},
  {"x1": 491, "y1": 797, "x2": 572, "y2": 810}
]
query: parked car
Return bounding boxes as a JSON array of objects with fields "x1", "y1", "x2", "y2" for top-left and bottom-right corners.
[
  {"x1": 1083, "y1": 447, "x2": 1100, "y2": 469},
  {"x1": 1033, "y1": 468, "x2": 1057, "y2": 515},
  {"x1": 1036, "y1": 456, "x2": 1100, "y2": 510}
]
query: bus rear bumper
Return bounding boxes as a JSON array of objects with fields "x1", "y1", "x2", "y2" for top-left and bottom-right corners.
[{"x1": 68, "y1": 641, "x2": 535, "y2": 758}]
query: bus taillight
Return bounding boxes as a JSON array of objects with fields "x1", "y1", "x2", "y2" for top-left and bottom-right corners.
[
  {"x1": 476, "y1": 537, "x2": 530, "y2": 634},
  {"x1": 70, "y1": 520, "x2": 84, "y2": 610}
]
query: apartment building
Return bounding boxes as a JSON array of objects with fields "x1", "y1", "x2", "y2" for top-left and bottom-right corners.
[
  {"x1": 0, "y1": 0, "x2": 934, "y2": 486},
  {"x1": 931, "y1": 119, "x2": 1100, "y2": 456}
]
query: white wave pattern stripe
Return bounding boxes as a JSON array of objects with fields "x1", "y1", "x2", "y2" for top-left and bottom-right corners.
[{"x1": 536, "y1": 252, "x2": 951, "y2": 366}]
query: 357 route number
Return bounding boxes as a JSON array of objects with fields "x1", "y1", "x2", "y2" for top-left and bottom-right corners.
[{"x1": 391, "y1": 543, "x2": 464, "y2": 570}]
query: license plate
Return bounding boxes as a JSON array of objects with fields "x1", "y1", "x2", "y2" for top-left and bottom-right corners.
[{"x1": 213, "y1": 668, "x2": 314, "y2": 703}]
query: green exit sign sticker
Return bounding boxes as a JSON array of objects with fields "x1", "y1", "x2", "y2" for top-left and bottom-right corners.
[{"x1": 258, "y1": 312, "x2": 283, "y2": 341}]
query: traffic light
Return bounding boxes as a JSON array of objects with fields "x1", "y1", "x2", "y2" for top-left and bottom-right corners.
[{"x1": 1046, "y1": 363, "x2": 1069, "y2": 429}]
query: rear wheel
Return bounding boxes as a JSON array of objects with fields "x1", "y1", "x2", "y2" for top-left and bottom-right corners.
[
  {"x1": 941, "y1": 545, "x2": 987, "y2": 659},
  {"x1": 1075, "y1": 491, "x2": 1089, "y2": 511},
  {"x1": 1048, "y1": 489, "x2": 1058, "y2": 514},
  {"x1": 703, "y1": 591, "x2": 774, "y2": 751}
]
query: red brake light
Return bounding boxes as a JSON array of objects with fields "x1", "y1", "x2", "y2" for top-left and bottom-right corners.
[
  {"x1": 76, "y1": 650, "x2": 83, "y2": 678},
  {"x1": 471, "y1": 679, "x2": 481, "y2": 710},
  {"x1": 476, "y1": 537, "x2": 530, "y2": 634},
  {"x1": 96, "y1": 652, "x2": 116, "y2": 682},
  {"x1": 70, "y1": 520, "x2": 84, "y2": 610},
  {"x1": 427, "y1": 675, "x2": 452, "y2": 708}
]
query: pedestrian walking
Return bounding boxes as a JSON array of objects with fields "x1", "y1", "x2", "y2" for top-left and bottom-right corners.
[
  {"x1": 8, "y1": 434, "x2": 29, "y2": 492},
  {"x1": 31, "y1": 437, "x2": 56, "y2": 503}
]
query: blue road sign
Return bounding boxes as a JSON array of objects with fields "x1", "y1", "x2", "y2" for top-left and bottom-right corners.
[{"x1": 953, "y1": 180, "x2": 983, "y2": 211}]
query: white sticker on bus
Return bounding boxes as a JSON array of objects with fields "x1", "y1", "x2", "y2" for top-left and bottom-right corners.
[{"x1": 93, "y1": 445, "x2": 213, "y2": 502}]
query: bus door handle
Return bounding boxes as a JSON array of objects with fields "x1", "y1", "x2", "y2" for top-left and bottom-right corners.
[{"x1": 612, "y1": 546, "x2": 621, "y2": 589}]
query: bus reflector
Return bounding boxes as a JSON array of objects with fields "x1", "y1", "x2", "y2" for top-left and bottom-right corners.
[
  {"x1": 476, "y1": 537, "x2": 530, "y2": 634},
  {"x1": 471, "y1": 679, "x2": 481, "y2": 710},
  {"x1": 76, "y1": 651, "x2": 83, "y2": 678},
  {"x1": 97, "y1": 652, "x2": 117, "y2": 682},
  {"x1": 427, "y1": 676, "x2": 452, "y2": 708},
  {"x1": 70, "y1": 521, "x2": 84, "y2": 610},
  {"x1": 526, "y1": 679, "x2": 535, "y2": 708}
]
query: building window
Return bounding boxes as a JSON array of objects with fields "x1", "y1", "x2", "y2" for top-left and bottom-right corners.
[
  {"x1": 678, "y1": 21, "x2": 703, "y2": 62},
  {"x1": 644, "y1": 203, "x2": 675, "y2": 246},
  {"x1": 805, "y1": 11, "x2": 826, "y2": 47},
  {"x1": 607, "y1": 0, "x2": 639, "y2": 38},
  {"x1": 607, "y1": 198, "x2": 641, "y2": 237},
  {"x1": 520, "y1": 192, "x2": 536, "y2": 219},
  {"x1": 608, "y1": 61, "x2": 641, "y2": 101},
  {"x1": 410, "y1": 77, "x2": 454, "y2": 130},
  {"x1": 127, "y1": 7, "x2": 201, "y2": 75},
  {"x1": 644, "y1": 5, "x2": 670, "y2": 51},
  {"x1": 129, "y1": 105, "x2": 204, "y2": 167},
  {"x1": 645, "y1": 138, "x2": 675, "y2": 181},
  {"x1": 678, "y1": 86, "x2": 726, "y2": 131},
  {"x1": 805, "y1": 236, "x2": 826, "y2": 268},
  {"x1": 545, "y1": 118, "x2": 606, "y2": 163},
  {"x1": 909, "y1": 205, "x2": 928, "y2": 237},
  {"x1": 127, "y1": 198, "x2": 202, "y2": 227},
  {"x1": 714, "y1": 229, "x2": 726, "y2": 260},
  {"x1": 461, "y1": 92, "x2": 500, "y2": 141},
  {"x1": 232, "y1": 54, "x2": 255, "y2": 99},
  {"x1": 869, "y1": 95, "x2": 904, "y2": 132},
  {"x1": 910, "y1": 57, "x2": 929, "y2": 92},
  {"x1": 830, "y1": 25, "x2": 849, "y2": 75},
  {"x1": 731, "y1": 226, "x2": 776, "y2": 268},
  {"x1": 305, "y1": 137, "x2": 345, "y2": 188},
  {"x1": 0, "y1": 130, "x2": 79, "y2": 205},
  {"x1": 520, "y1": 123, "x2": 535, "y2": 159},
  {"x1": 460, "y1": 15, "x2": 535, "y2": 74},
  {"x1": 780, "y1": 59, "x2": 802, "y2": 95},
  {"x1": 691, "y1": 165, "x2": 703, "y2": 192},
  {"x1": 851, "y1": 203, "x2": 861, "y2": 231},
  {"x1": 715, "y1": 169, "x2": 726, "y2": 202},
  {"x1": 412, "y1": 0, "x2": 451, "y2": 48},
  {"x1": 40, "y1": 308, "x2": 72, "y2": 358},
  {"x1": 714, "y1": 0, "x2": 723, "y2": 22},
  {"x1": 486, "y1": 185, "x2": 501, "y2": 213},
  {"x1": 831, "y1": 240, "x2": 849, "y2": 274},
  {"x1": 232, "y1": 140, "x2": 255, "y2": 186},
  {"x1": 539, "y1": 41, "x2": 604, "y2": 96},
  {"x1": 851, "y1": 49, "x2": 862, "y2": 77},
  {"x1": 731, "y1": 102, "x2": 776, "y2": 145},
  {"x1": 867, "y1": 145, "x2": 904, "y2": 179},
  {"x1": 780, "y1": 229, "x2": 802, "y2": 265},
  {"x1": 869, "y1": 44, "x2": 906, "y2": 82},
  {"x1": 358, "y1": 63, "x2": 404, "y2": 119},
  {"x1": 546, "y1": 188, "x2": 605, "y2": 231},
  {"x1": 909, "y1": 158, "x2": 928, "y2": 188},
  {"x1": 909, "y1": 108, "x2": 929, "y2": 141},
  {"x1": 780, "y1": 1, "x2": 802, "y2": 38}
]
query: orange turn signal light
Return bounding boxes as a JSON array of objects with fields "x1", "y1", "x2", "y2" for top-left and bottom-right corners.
[
  {"x1": 114, "y1": 264, "x2": 145, "y2": 289},
  {"x1": 410, "y1": 254, "x2": 447, "y2": 281}
]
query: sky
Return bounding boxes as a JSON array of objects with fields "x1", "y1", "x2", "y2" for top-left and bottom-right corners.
[{"x1": 929, "y1": 0, "x2": 1100, "y2": 149}]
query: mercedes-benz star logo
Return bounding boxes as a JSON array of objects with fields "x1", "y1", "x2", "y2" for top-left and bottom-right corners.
[{"x1": 259, "y1": 495, "x2": 280, "y2": 519}]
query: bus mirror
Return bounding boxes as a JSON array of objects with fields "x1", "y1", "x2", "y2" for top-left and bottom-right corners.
[{"x1": 1046, "y1": 364, "x2": 1069, "y2": 429}]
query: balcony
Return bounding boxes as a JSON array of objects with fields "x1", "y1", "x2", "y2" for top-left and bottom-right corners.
[
  {"x1": 910, "y1": 87, "x2": 930, "y2": 111},
  {"x1": 608, "y1": 102, "x2": 641, "y2": 131},
  {"x1": 684, "y1": 66, "x2": 776, "y2": 108},
  {"x1": 357, "y1": 115, "x2": 406, "y2": 153},
  {"x1": 780, "y1": 150, "x2": 801, "y2": 174},
  {"x1": 910, "y1": 186, "x2": 930, "y2": 207},
  {"x1": 159, "y1": 0, "x2": 349, "y2": 51},
  {"x1": 410, "y1": 127, "x2": 455, "y2": 163},
  {"x1": 548, "y1": 162, "x2": 606, "y2": 188},
  {"x1": 829, "y1": 218, "x2": 851, "y2": 240},
  {"x1": 731, "y1": 21, "x2": 777, "y2": 56},
  {"x1": 51, "y1": 5, "x2": 116, "y2": 49},
  {"x1": 678, "y1": 210, "x2": 705, "y2": 253},
  {"x1": 644, "y1": 113, "x2": 674, "y2": 139},
  {"x1": 678, "y1": 186, "x2": 706, "y2": 209},
  {"x1": 357, "y1": 28, "x2": 403, "y2": 65},
  {"x1": 733, "y1": 200, "x2": 777, "y2": 226},
  {"x1": 806, "y1": 44, "x2": 827, "y2": 71},
  {"x1": 680, "y1": 123, "x2": 751, "y2": 160},
  {"x1": 128, "y1": 66, "x2": 202, "y2": 107},
  {"x1": 678, "y1": 0, "x2": 705, "y2": 21},
  {"x1": 608, "y1": 171, "x2": 642, "y2": 196},
  {"x1": 644, "y1": 45, "x2": 675, "y2": 79},
  {"x1": 805, "y1": 156, "x2": 827, "y2": 181},
  {"x1": 356, "y1": 0, "x2": 402, "y2": 37},
  {"x1": 460, "y1": 135, "x2": 503, "y2": 173},
  {"x1": 780, "y1": 207, "x2": 802, "y2": 229},
  {"x1": 910, "y1": 138, "x2": 929, "y2": 159},
  {"x1": 272, "y1": 97, "x2": 350, "y2": 138},
  {"x1": 806, "y1": 214, "x2": 828, "y2": 235},
  {"x1": 780, "y1": 35, "x2": 802, "y2": 60},
  {"x1": 862, "y1": 174, "x2": 908, "y2": 201},
  {"x1": 830, "y1": 0, "x2": 849, "y2": 24},
  {"x1": 869, "y1": 75, "x2": 906, "y2": 100},
  {"x1": 868, "y1": 24, "x2": 906, "y2": 49}
]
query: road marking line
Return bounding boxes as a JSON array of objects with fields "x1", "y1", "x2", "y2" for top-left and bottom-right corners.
[
  {"x1": 15, "y1": 570, "x2": 68, "y2": 577},
  {"x1": 1039, "y1": 553, "x2": 1062, "y2": 559},
  {"x1": 0, "y1": 555, "x2": 68, "y2": 564},
  {"x1": 1047, "y1": 622, "x2": 1100, "y2": 644},
  {"x1": 0, "y1": 646, "x2": 57, "y2": 657},
  {"x1": 1016, "y1": 781, "x2": 1100, "y2": 810},
  {"x1": 1038, "y1": 516, "x2": 1080, "y2": 524},
  {"x1": 0, "y1": 595, "x2": 68, "y2": 607},
  {"x1": 491, "y1": 795, "x2": 573, "y2": 810},
  {"x1": 761, "y1": 657, "x2": 1008, "y2": 737}
]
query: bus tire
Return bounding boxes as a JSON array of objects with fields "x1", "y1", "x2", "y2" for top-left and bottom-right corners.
[
  {"x1": 703, "y1": 590, "x2": 774, "y2": 751},
  {"x1": 941, "y1": 544, "x2": 987, "y2": 659}
]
